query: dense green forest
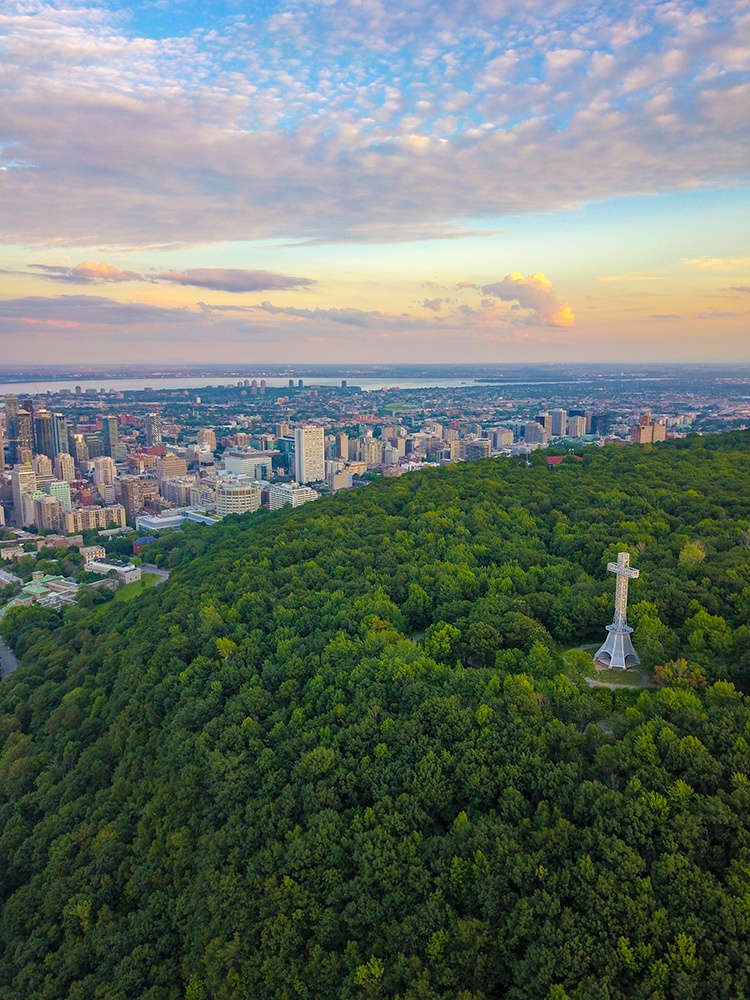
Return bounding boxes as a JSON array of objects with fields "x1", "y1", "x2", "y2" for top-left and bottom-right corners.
[{"x1": 2, "y1": 433, "x2": 750, "y2": 999}]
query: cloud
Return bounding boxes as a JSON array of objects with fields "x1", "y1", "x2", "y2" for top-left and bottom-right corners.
[
  {"x1": 24, "y1": 262, "x2": 315, "y2": 292},
  {"x1": 29, "y1": 261, "x2": 141, "y2": 283},
  {"x1": 456, "y1": 281, "x2": 480, "y2": 290},
  {"x1": 0, "y1": 0, "x2": 747, "y2": 246},
  {"x1": 728, "y1": 286, "x2": 750, "y2": 294},
  {"x1": 681, "y1": 257, "x2": 750, "y2": 271},
  {"x1": 422, "y1": 297, "x2": 443, "y2": 311},
  {"x1": 156, "y1": 268, "x2": 315, "y2": 292},
  {"x1": 480, "y1": 273, "x2": 574, "y2": 327}
]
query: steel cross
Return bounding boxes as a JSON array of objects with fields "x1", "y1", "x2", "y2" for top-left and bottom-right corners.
[{"x1": 607, "y1": 551, "x2": 639, "y2": 630}]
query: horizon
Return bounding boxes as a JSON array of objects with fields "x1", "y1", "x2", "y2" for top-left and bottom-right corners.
[{"x1": 0, "y1": 1, "x2": 748, "y2": 364}]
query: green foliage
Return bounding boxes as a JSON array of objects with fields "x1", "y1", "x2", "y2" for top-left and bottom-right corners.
[{"x1": 1, "y1": 432, "x2": 750, "y2": 998}]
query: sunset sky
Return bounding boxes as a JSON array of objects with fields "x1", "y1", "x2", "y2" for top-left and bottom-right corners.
[{"x1": 0, "y1": 0, "x2": 748, "y2": 365}]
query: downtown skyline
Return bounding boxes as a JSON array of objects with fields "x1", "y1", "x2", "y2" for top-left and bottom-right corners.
[{"x1": 0, "y1": 0, "x2": 748, "y2": 365}]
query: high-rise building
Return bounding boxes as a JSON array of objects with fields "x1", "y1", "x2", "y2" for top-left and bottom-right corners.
[
  {"x1": 591, "y1": 412, "x2": 611, "y2": 436},
  {"x1": 524, "y1": 421, "x2": 549, "y2": 445},
  {"x1": 216, "y1": 481, "x2": 262, "y2": 518},
  {"x1": 44, "y1": 479, "x2": 72, "y2": 511},
  {"x1": 567, "y1": 415, "x2": 587, "y2": 437},
  {"x1": 362, "y1": 437, "x2": 383, "y2": 468},
  {"x1": 35, "y1": 495, "x2": 63, "y2": 531},
  {"x1": 336, "y1": 433, "x2": 349, "y2": 460},
  {"x1": 120, "y1": 477, "x2": 144, "y2": 521},
  {"x1": 34, "y1": 410, "x2": 55, "y2": 459},
  {"x1": 535, "y1": 412, "x2": 552, "y2": 433},
  {"x1": 16, "y1": 409, "x2": 33, "y2": 458},
  {"x1": 102, "y1": 416, "x2": 119, "y2": 457},
  {"x1": 467, "y1": 438, "x2": 492, "y2": 459},
  {"x1": 294, "y1": 426, "x2": 325, "y2": 483},
  {"x1": 550, "y1": 409, "x2": 568, "y2": 437},
  {"x1": 197, "y1": 428, "x2": 217, "y2": 450},
  {"x1": 52, "y1": 412, "x2": 69, "y2": 457},
  {"x1": 145, "y1": 412, "x2": 163, "y2": 447},
  {"x1": 93, "y1": 456, "x2": 117, "y2": 488},
  {"x1": 32, "y1": 454, "x2": 53, "y2": 475},
  {"x1": 0, "y1": 418, "x2": 5, "y2": 473},
  {"x1": 71, "y1": 434, "x2": 89, "y2": 464},
  {"x1": 54, "y1": 452, "x2": 76, "y2": 482},
  {"x1": 4, "y1": 395, "x2": 19, "y2": 464},
  {"x1": 11, "y1": 465, "x2": 37, "y2": 526},
  {"x1": 156, "y1": 453, "x2": 188, "y2": 484},
  {"x1": 85, "y1": 435, "x2": 104, "y2": 458}
]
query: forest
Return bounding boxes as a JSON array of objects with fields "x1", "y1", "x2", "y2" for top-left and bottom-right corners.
[{"x1": 2, "y1": 432, "x2": 750, "y2": 999}]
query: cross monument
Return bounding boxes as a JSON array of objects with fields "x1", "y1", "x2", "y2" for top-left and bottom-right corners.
[{"x1": 594, "y1": 551, "x2": 640, "y2": 669}]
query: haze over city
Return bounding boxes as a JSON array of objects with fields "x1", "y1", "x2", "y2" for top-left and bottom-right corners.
[{"x1": 0, "y1": 0, "x2": 748, "y2": 365}]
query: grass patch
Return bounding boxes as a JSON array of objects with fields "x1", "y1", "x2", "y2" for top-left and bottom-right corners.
[
  {"x1": 113, "y1": 572, "x2": 161, "y2": 603},
  {"x1": 594, "y1": 668, "x2": 644, "y2": 685}
]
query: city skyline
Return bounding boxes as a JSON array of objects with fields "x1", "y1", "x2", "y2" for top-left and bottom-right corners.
[{"x1": 0, "y1": 0, "x2": 748, "y2": 364}]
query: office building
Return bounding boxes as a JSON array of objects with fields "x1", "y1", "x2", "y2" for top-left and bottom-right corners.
[
  {"x1": 52, "y1": 413, "x2": 69, "y2": 457},
  {"x1": 33, "y1": 453, "x2": 52, "y2": 475},
  {"x1": 216, "y1": 481, "x2": 262, "y2": 518},
  {"x1": 467, "y1": 438, "x2": 492, "y2": 460},
  {"x1": 4, "y1": 395, "x2": 19, "y2": 464},
  {"x1": 55, "y1": 452, "x2": 76, "y2": 482},
  {"x1": 11, "y1": 465, "x2": 37, "y2": 526},
  {"x1": 85, "y1": 435, "x2": 103, "y2": 459},
  {"x1": 268, "y1": 482, "x2": 318, "y2": 510},
  {"x1": 224, "y1": 450, "x2": 273, "y2": 480},
  {"x1": 567, "y1": 415, "x2": 587, "y2": 437},
  {"x1": 524, "y1": 421, "x2": 549, "y2": 445},
  {"x1": 33, "y1": 410, "x2": 55, "y2": 459},
  {"x1": 294, "y1": 425, "x2": 325, "y2": 483},
  {"x1": 0, "y1": 418, "x2": 4, "y2": 473},
  {"x1": 550, "y1": 409, "x2": 568, "y2": 437},
  {"x1": 535, "y1": 412, "x2": 552, "y2": 433},
  {"x1": 102, "y1": 416, "x2": 119, "y2": 457},
  {"x1": 156, "y1": 453, "x2": 188, "y2": 484},
  {"x1": 93, "y1": 456, "x2": 117, "y2": 489},
  {"x1": 44, "y1": 480, "x2": 72, "y2": 511},
  {"x1": 197, "y1": 428, "x2": 217, "y2": 450}
]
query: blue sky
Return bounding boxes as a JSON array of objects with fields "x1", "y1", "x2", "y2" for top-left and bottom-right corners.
[{"x1": 0, "y1": 0, "x2": 747, "y2": 363}]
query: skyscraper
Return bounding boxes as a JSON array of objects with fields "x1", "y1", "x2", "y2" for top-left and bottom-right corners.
[
  {"x1": 4, "y1": 394, "x2": 19, "y2": 464},
  {"x1": 294, "y1": 425, "x2": 325, "y2": 483},
  {"x1": 550, "y1": 409, "x2": 568, "y2": 437},
  {"x1": 103, "y1": 416, "x2": 119, "y2": 457},
  {"x1": 145, "y1": 412, "x2": 163, "y2": 447},
  {"x1": 34, "y1": 410, "x2": 55, "y2": 459},
  {"x1": 16, "y1": 409, "x2": 33, "y2": 457},
  {"x1": 52, "y1": 412, "x2": 69, "y2": 457}
]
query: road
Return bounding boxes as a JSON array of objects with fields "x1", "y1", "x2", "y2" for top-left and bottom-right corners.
[
  {"x1": 141, "y1": 564, "x2": 171, "y2": 582},
  {"x1": 0, "y1": 635, "x2": 20, "y2": 679}
]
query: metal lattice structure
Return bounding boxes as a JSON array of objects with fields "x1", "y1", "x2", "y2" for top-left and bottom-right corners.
[{"x1": 594, "y1": 551, "x2": 641, "y2": 669}]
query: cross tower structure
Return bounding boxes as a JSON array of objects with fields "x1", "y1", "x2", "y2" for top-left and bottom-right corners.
[{"x1": 594, "y1": 551, "x2": 640, "y2": 669}]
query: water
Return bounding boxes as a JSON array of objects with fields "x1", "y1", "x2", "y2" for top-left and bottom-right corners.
[{"x1": 0, "y1": 375, "x2": 598, "y2": 396}]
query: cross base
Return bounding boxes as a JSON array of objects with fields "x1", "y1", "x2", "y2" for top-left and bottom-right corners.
[{"x1": 594, "y1": 624, "x2": 640, "y2": 670}]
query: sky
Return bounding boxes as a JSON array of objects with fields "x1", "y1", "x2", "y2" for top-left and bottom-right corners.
[{"x1": 0, "y1": 0, "x2": 748, "y2": 365}]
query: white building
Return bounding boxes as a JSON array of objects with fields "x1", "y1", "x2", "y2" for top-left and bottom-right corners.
[
  {"x1": 93, "y1": 456, "x2": 116, "y2": 488},
  {"x1": 11, "y1": 465, "x2": 37, "y2": 525},
  {"x1": 85, "y1": 559, "x2": 142, "y2": 584},
  {"x1": 294, "y1": 426, "x2": 325, "y2": 483},
  {"x1": 54, "y1": 452, "x2": 76, "y2": 482},
  {"x1": 223, "y1": 450, "x2": 273, "y2": 480},
  {"x1": 215, "y1": 481, "x2": 262, "y2": 518},
  {"x1": 268, "y1": 482, "x2": 318, "y2": 510}
]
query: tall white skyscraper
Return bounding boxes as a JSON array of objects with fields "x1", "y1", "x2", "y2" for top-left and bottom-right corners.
[
  {"x1": 294, "y1": 426, "x2": 325, "y2": 484},
  {"x1": 11, "y1": 465, "x2": 37, "y2": 526}
]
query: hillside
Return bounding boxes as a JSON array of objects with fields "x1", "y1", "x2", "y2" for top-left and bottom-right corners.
[{"x1": 2, "y1": 434, "x2": 750, "y2": 999}]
